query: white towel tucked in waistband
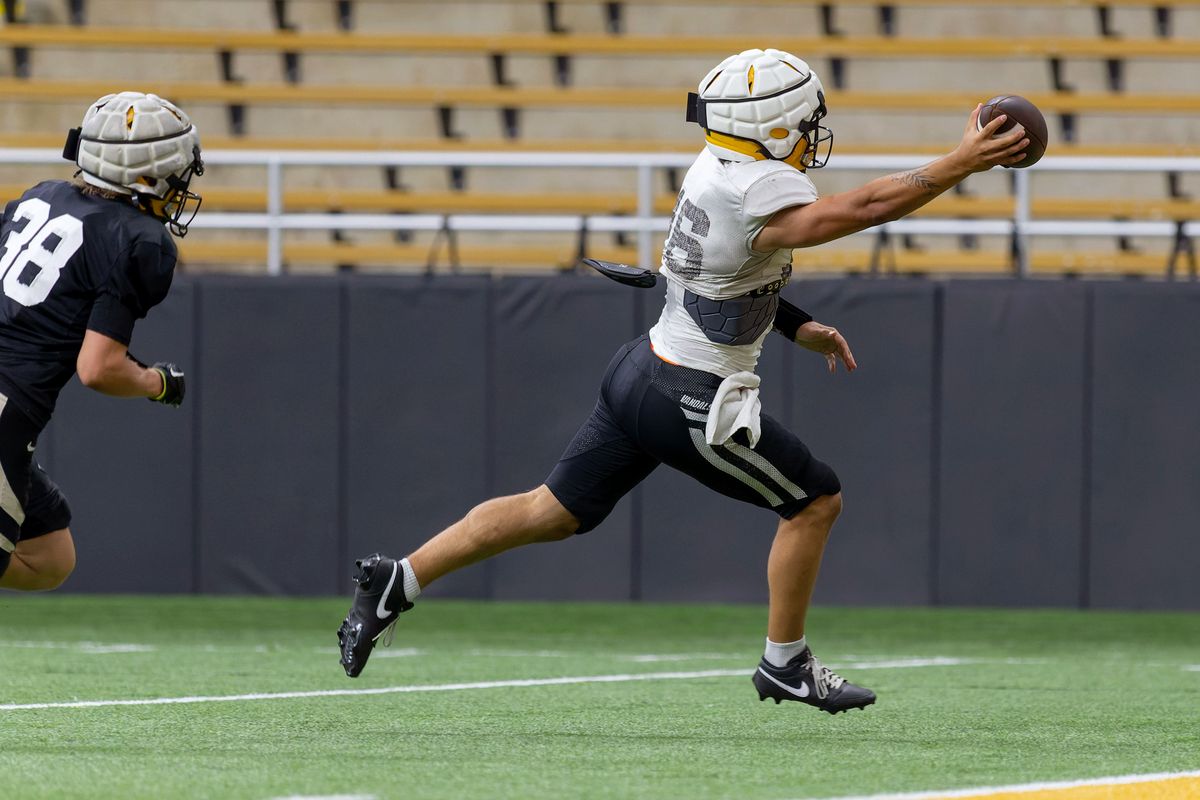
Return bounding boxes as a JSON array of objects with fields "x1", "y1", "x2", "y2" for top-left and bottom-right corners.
[{"x1": 705, "y1": 371, "x2": 762, "y2": 448}]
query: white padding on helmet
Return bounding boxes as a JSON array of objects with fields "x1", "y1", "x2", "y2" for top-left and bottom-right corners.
[
  {"x1": 694, "y1": 48, "x2": 826, "y2": 164},
  {"x1": 76, "y1": 92, "x2": 201, "y2": 198}
]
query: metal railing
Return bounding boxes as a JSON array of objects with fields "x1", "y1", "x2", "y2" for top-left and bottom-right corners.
[{"x1": 3, "y1": 148, "x2": 1199, "y2": 277}]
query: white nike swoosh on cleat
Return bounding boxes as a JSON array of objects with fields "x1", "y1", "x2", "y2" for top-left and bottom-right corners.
[
  {"x1": 757, "y1": 667, "x2": 810, "y2": 698},
  {"x1": 375, "y1": 562, "x2": 399, "y2": 620}
]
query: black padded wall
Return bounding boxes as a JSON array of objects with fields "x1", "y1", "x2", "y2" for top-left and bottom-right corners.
[
  {"x1": 937, "y1": 281, "x2": 1088, "y2": 607},
  {"x1": 39, "y1": 275, "x2": 1199, "y2": 610},
  {"x1": 195, "y1": 278, "x2": 342, "y2": 594},
  {"x1": 1088, "y1": 284, "x2": 1200, "y2": 610}
]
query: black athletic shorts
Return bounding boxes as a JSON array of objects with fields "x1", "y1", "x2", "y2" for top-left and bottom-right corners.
[
  {"x1": 0, "y1": 393, "x2": 72, "y2": 575},
  {"x1": 546, "y1": 335, "x2": 840, "y2": 534}
]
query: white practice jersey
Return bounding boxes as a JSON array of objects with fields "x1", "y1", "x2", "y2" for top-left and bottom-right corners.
[{"x1": 648, "y1": 148, "x2": 819, "y2": 377}]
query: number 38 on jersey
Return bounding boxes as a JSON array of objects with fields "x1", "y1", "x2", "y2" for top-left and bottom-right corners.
[{"x1": 0, "y1": 198, "x2": 85, "y2": 308}]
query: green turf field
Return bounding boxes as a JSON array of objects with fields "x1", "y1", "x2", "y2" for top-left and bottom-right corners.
[{"x1": 0, "y1": 595, "x2": 1197, "y2": 800}]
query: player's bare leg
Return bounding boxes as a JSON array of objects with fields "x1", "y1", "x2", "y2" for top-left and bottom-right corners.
[
  {"x1": 753, "y1": 493, "x2": 876, "y2": 713},
  {"x1": 766, "y1": 493, "x2": 842, "y2": 642},
  {"x1": 337, "y1": 485, "x2": 578, "y2": 677},
  {"x1": 408, "y1": 485, "x2": 578, "y2": 585},
  {"x1": 0, "y1": 528, "x2": 76, "y2": 591}
]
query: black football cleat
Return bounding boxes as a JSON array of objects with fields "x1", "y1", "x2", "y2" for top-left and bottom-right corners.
[
  {"x1": 337, "y1": 553, "x2": 413, "y2": 678},
  {"x1": 752, "y1": 649, "x2": 876, "y2": 714}
]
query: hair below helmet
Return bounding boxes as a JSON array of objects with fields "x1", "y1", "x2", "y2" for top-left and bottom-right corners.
[
  {"x1": 63, "y1": 91, "x2": 205, "y2": 236},
  {"x1": 686, "y1": 48, "x2": 833, "y2": 170}
]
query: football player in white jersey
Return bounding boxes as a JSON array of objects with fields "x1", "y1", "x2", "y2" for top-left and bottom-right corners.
[{"x1": 339, "y1": 49, "x2": 1028, "y2": 713}]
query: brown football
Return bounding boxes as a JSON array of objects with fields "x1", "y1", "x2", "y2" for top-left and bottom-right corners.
[{"x1": 977, "y1": 95, "x2": 1048, "y2": 169}]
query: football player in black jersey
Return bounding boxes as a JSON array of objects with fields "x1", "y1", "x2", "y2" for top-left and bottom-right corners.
[{"x1": 0, "y1": 91, "x2": 203, "y2": 591}]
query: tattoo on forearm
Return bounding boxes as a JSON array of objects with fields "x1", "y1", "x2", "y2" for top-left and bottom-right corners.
[{"x1": 891, "y1": 170, "x2": 940, "y2": 192}]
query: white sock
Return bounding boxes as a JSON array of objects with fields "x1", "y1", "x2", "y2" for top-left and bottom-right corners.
[
  {"x1": 399, "y1": 557, "x2": 422, "y2": 602},
  {"x1": 764, "y1": 636, "x2": 808, "y2": 668}
]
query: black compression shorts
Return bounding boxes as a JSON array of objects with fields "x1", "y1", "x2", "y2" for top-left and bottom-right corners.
[
  {"x1": 545, "y1": 335, "x2": 840, "y2": 534},
  {"x1": 0, "y1": 393, "x2": 72, "y2": 576}
]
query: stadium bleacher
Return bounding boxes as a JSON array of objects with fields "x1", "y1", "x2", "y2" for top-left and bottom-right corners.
[{"x1": 0, "y1": 0, "x2": 1197, "y2": 275}]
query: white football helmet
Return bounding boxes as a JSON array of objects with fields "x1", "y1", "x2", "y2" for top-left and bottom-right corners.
[
  {"x1": 63, "y1": 91, "x2": 205, "y2": 236},
  {"x1": 686, "y1": 48, "x2": 833, "y2": 170}
]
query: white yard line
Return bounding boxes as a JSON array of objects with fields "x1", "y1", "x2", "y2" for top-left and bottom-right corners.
[
  {"x1": 0, "y1": 669, "x2": 749, "y2": 711},
  {"x1": 0, "y1": 640, "x2": 156, "y2": 654},
  {"x1": 799, "y1": 769, "x2": 1200, "y2": 800},
  {"x1": 0, "y1": 657, "x2": 975, "y2": 712},
  {"x1": 840, "y1": 657, "x2": 972, "y2": 669},
  {"x1": 355, "y1": 647, "x2": 423, "y2": 659},
  {"x1": 623, "y1": 652, "x2": 745, "y2": 662},
  {"x1": 465, "y1": 648, "x2": 574, "y2": 658}
]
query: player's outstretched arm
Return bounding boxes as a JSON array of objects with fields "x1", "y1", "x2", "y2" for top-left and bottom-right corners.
[
  {"x1": 76, "y1": 329, "x2": 182, "y2": 404},
  {"x1": 755, "y1": 105, "x2": 1028, "y2": 251}
]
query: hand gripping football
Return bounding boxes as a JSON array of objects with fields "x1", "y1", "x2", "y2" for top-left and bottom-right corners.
[{"x1": 977, "y1": 95, "x2": 1048, "y2": 168}]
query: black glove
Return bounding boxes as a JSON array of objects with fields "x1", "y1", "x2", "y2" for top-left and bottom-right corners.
[{"x1": 150, "y1": 362, "x2": 186, "y2": 407}]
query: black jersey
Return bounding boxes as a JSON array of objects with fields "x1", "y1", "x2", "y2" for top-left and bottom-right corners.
[{"x1": 0, "y1": 180, "x2": 177, "y2": 429}]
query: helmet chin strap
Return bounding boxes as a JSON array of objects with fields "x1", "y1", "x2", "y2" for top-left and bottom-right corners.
[
  {"x1": 132, "y1": 188, "x2": 201, "y2": 237},
  {"x1": 704, "y1": 129, "x2": 828, "y2": 173},
  {"x1": 704, "y1": 130, "x2": 770, "y2": 162}
]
